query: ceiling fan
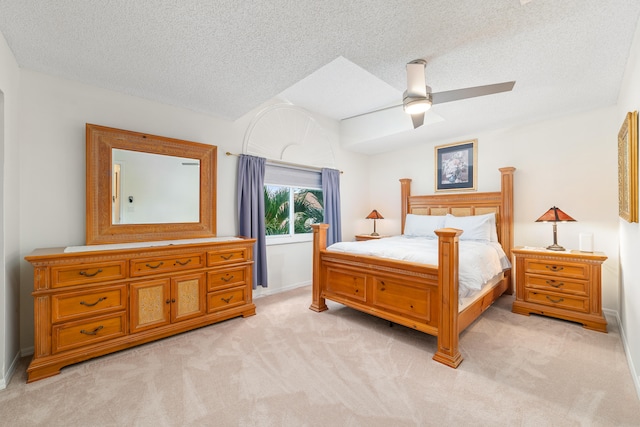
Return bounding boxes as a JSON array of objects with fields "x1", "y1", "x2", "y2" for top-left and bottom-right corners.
[{"x1": 384, "y1": 59, "x2": 516, "y2": 129}]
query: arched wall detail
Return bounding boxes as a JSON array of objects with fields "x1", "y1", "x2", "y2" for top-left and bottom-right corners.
[{"x1": 243, "y1": 103, "x2": 336, "y2": 168}]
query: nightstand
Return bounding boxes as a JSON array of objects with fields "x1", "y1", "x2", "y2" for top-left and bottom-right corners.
[
  {"x1": 511, "y1": 247, "x2": 607, "y2": 332},
  {"x1": 355, "y1": 234, "x2": 388, "y2": 241}
]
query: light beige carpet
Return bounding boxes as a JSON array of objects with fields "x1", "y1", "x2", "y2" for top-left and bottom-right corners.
[{"x1": 1, "y1": 285, "x2": 639, "y2": 426}]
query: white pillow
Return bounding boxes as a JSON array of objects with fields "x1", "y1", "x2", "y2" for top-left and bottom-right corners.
[
  {"x1": 444, "y1": 213, "x2": 494, "y2": 241},
  {"x1": 403, "y1": 214, "x2": 446, "y2": 238}
]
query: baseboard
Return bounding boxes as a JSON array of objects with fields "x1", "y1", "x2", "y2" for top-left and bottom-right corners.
[
  {"x1": 253, "y1": 280, "x2": 311, "y2": 299},
  {"x1": 606, "y1": 308, "x2": 640, "y2": 400},
  {"x1": 0, "y1": 350, "x2": 22, "y2": 390}
]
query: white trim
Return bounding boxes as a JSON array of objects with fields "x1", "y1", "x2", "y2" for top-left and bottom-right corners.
[
  {"x1": 605, "y1": 308, "x2": 640, "y2": 400},
  {"x1": 253, "y1": 280, "x2": 311, "y2": 299},
  {"x1": 266, "y1": 233, "x2": 313, "y2": 246},
  {"x1": 0, "y1": 350, "x2": 22, "y2": 390}
]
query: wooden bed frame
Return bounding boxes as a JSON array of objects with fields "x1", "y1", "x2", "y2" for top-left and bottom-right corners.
[{"x1": 310, "y1": 167, "x2": 515, "y2": 368}]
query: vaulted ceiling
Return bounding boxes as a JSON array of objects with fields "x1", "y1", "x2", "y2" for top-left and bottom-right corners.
[{"x1": 1, "y1": 1, "x2": 639, "y2": 154}]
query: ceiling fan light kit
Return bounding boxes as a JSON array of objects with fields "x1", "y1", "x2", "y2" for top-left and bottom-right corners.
[{"x1": 403, "y1": 90, "x2": 432, "y2": 115}]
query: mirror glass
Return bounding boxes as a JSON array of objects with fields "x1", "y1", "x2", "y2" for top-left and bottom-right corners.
[
  {"x1": 112, "y1": 149, "x2": 200, "y2": 224},
  {"x1": 86, "y1": 124, "x2": 217, "y2": 245}
]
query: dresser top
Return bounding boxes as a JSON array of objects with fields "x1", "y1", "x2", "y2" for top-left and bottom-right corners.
[{"x1": 512, "y1": 246, "x2": 607, "y2": 262}]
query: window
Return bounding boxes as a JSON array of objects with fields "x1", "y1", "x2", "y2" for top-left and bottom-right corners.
[{"x1": 264, "y1": 164, "x2": 323, "y2": 243}]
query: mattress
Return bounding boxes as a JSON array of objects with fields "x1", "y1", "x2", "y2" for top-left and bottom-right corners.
[{"x1": 326, "y1": 235, "x2": 511, "y2": 299}]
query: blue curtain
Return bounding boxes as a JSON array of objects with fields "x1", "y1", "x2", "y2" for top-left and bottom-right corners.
[
  {"x1": 322, "y1": 168, "x2": 342, "y2": 246},
  {"x1": 237, "y1": 155, "x2": 268, "y2": 289}
]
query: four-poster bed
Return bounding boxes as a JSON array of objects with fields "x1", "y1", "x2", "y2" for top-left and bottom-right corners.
[{"x1": 310, "y1": 167, "x2": 515, "y2": 367}]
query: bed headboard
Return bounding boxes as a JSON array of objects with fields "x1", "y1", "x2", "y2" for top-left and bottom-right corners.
[{"x1": 400, "y1": 167, "x2": 515, "y2": 260}]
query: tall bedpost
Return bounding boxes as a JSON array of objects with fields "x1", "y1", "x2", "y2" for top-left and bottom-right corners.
[
  {"x1": 400, "y1": 178, "x2": 412, "y2": 234},
  {"x1": 310, "y1": 223, "x2": 329, "y2": 312},
  {"x1": 499, "y1": 167, "x2": 515, "y2": 294},
  {"x1": 433, "y1": 228, "x2": 464, "y2": 368}
]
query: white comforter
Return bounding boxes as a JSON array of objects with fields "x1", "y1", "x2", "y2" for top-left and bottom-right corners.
[{"x1": 326, "y1": 236, "x2": 511, "y2": 298}]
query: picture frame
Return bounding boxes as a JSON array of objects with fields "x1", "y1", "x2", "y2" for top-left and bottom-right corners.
[
  {"x1": 435, "y1": 139, "x2": 477, "y2": 192},
  {"x1": 618, "y1": 111, "x2": 638, "y2": 223}
]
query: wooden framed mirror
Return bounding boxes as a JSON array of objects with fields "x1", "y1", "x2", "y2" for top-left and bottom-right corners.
[{"x1": 86, "y1": 124, "x2": 217, "y2": 245}]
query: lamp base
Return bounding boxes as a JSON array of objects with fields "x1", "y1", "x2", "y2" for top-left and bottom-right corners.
[
  {"x1": 546, "y1": 244, "x2": 565, "y2": 251},
  {"x1": 370, "y1": 232, "x2": 379, "y2": 236}
]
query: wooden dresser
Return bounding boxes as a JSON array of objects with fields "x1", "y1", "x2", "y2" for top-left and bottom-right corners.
[
  {"x1": 511, "y1": 247, "x2": 607, "y2": 332},
  {"x1": 25, "y1": 237, "x2": 255, "y2": 382}
]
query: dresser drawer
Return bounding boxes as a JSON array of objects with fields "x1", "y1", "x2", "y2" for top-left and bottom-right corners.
[
  {"x1": 130, "y1": 253, "x2": 204, "y2": 277},
  {"x1": 52, "y1": 312, "x2": 127, "y2": 354},
  {"x1": 207, "y1": 287, "x2": 247, "y2": 313},
  {"x1": 524, "y1": 290, "x2": 588, "y2": 313},
  {"x1": 524, "y1": 259, "x2": 589, "y2": 279},
  {"x1": 208, "y1": 267, "x2": 247, "y2": 291},
  {"x1": 207, "y1": 248, "x2": 248, "y2": 267},
  {"x1": 51, "y1": 261, "x2": 127, "y2": 288},
  {"x1": 524, "y1": 275, "x2": 588, "y2": 296},
  {"x1": 51, "y1": 285, "x2": 127, "y2": 323}
]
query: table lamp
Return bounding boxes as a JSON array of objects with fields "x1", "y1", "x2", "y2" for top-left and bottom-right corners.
[
  {"x1": 366, "y1": 210, "x2": 384, "y2": 236},
  {"x1": 535, "y1": 206, "x2": 576, "y2": 251}
]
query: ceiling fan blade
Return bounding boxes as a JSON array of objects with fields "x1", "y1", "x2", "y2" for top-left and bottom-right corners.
[
  {"x1": 411, "y1": 112, "x2": 425, "y2": 128},
  {"x1": 406, "y1": 60, "x2": 427, "y2": 97},
  {"x1": 431, "y1": 81, "x2": 515, "y2": 105}
]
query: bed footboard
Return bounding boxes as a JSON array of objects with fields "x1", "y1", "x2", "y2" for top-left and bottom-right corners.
[{"x1": 310, "y1": 224, "x2": 464, "y2": 368}]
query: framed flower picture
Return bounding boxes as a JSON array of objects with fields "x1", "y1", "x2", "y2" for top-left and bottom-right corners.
[
  {"x1": 435, "y1": 139, "x2": 477, "y2": 192},
  {"x1": 618, "y1": 111, "x2": 638, "y2": 223}
]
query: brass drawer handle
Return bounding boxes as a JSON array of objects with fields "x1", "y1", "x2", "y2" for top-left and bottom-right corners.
[
  {"x1": 145, "y1": 262, "x2": 164, "y2": 269},
  {"x1": 545, "y1": 265, "x2": 564, "y2": 272},
  {"x1": 175, "y1": 259, "x2": 192, "y2": 266},
  {"x1": 546, "y1": 296, "x2": 564, "y2": 304},
  {"x1": 79, "y1": 269, "x2": 103, "y2": 277},
  {"x1": 80, "y1": 297, "x2": 107, "y2": 307},
  {"x1": 221, "y1": 295, "x2": 234, "y2": 304},
  {"x1": 220, "y1": 254, "x2": 234, "y2": 260},
  {"x1": 545, "y1": 280, "x2": 564, "y2": 288},
  {"x1": 80, "y1": 325, "x2": 104, "y2": 336},
  {"x1": 221, "y1": 275, "x2": 235, "y2": 282}
]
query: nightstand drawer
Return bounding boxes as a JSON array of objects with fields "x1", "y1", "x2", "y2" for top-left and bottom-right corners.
[
  {"x1": 524, "y1": 275, "x2": 588, "y2": 296},
  {"x1": 524, "y1": 290, "x2": 588, "y2": 313},
  {"x1": 524, "y1": 259, "x2": 589, "y2": 279}
]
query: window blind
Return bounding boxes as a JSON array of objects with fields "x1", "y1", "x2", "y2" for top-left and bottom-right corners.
[{"x1": 264, "y1": 163, "x2": 322, "y2": 189}]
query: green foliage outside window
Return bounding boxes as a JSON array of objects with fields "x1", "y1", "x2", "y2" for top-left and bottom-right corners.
[{"x1": 264, "y1": 186, "x2": 323, "y2": 236}]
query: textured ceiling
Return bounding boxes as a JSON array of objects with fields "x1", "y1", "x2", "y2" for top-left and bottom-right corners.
[{"x1": 0, "y1": 1, "x2": 639, "y2": 154}]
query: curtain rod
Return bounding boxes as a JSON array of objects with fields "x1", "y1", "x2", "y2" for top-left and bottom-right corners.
[{"x1": 225, "y1": 152, "x2": 343, "y2": 174}]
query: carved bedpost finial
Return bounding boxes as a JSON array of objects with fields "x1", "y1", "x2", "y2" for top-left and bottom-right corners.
[{"x1": 400, "y1": 178, "x2": 412, "y2": 234}]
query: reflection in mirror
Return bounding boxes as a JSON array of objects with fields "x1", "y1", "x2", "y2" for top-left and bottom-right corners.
[{"x1": 112, "y1": 149, "x2": 200, "y2": 224}]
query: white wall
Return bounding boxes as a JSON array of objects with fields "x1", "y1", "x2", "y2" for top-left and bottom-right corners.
[
  {"x1": 17, "y1": 70, "x2": 369, "y2": 353},
  {"x1": 616, "y1": 14, "x2": 640, "y2": 395},
  {"x1": 0, "y1": 30, "x2": 21, "y2": 389},
  {"x1": 368, "y1": 107, "x2": 620, "y2": 309}
]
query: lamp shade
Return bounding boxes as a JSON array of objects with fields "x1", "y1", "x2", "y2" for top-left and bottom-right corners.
[
  {"x1": 536, "y1": 206, "x2": 575, "y2": 251},
  {"x1": 366, "y1": 210, "x2": 384, "y2": 220},
  {"x1": 535, "y1": 206, "x2": 575, "y2": 223}
]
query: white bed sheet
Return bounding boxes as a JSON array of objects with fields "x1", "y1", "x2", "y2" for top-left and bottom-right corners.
[{"x1": 326, "y1": 235, "x2": 511, "y2": 298}]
